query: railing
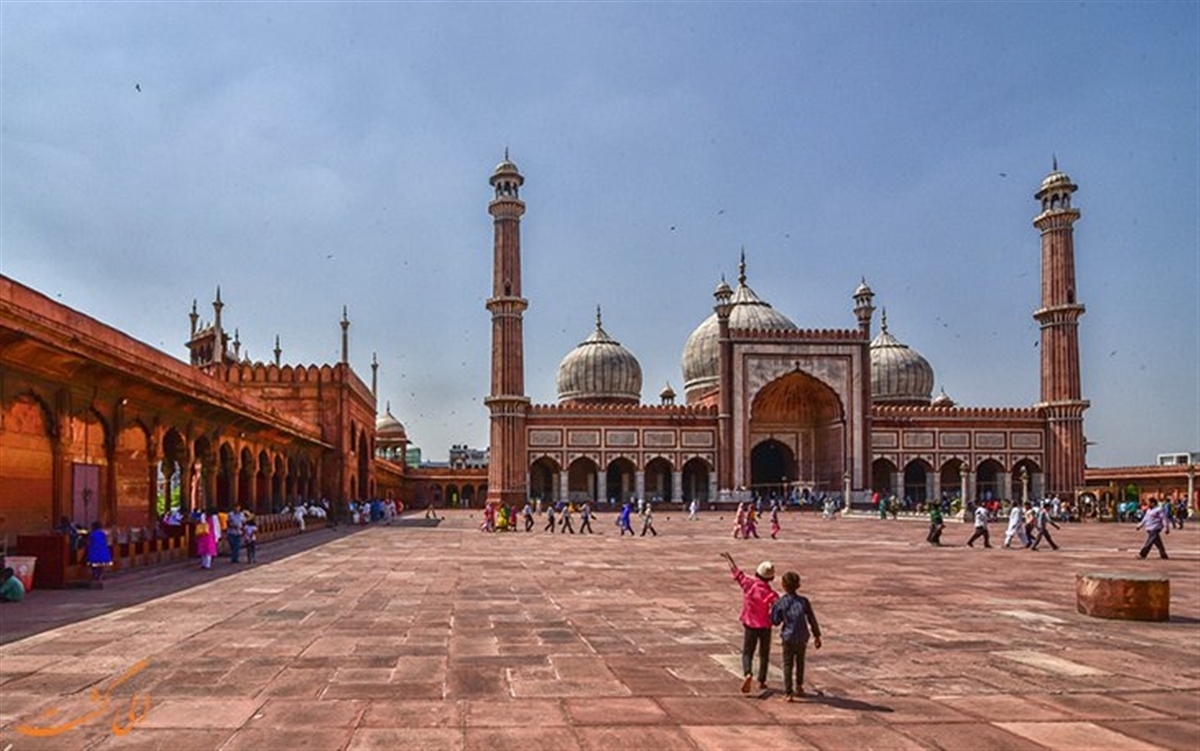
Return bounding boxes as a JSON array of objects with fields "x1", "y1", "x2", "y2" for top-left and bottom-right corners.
[{"x1": 13, "y1": 512, "x2": 316, "y2": 589}]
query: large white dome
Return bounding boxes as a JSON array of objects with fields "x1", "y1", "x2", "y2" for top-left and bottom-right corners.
[
  {"x1": 557, "y1": 310, "x2": 642, "y2": 405},
  {"x1": 682, "y1": 267, "x2": 797, "y2": 400}
]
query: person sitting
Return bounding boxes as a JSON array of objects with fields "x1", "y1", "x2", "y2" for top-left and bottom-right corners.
[{"x1": 0, "y1": 567, "x2": 26, "y2": 602}]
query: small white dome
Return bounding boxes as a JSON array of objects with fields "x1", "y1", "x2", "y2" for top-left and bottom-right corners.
[{"x1": 376, "y1": 403, "x2": 407, "y2": 439}]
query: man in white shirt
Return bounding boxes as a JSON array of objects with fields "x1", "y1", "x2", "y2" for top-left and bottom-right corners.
[{"x1": 966, "y1": 503, "x2": 992, "y2": 548}]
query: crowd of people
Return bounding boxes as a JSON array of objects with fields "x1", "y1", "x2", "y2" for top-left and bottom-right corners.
[{"x1": 477, "y1": 499, "x2": 664, "y2": 536}]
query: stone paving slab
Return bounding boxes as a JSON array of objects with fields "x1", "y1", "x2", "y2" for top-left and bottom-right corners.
[{"x1": 0, "y1": 511, "x2": 1197, "y2": 750}]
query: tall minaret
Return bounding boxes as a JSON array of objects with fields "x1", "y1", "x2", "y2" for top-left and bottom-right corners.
[
  {"x1": 485, "y1": 153, "x2": 530, "y2": 506},
  {"x1": 1032, "y1": 161, "x2": 1088, "y2": 498}
]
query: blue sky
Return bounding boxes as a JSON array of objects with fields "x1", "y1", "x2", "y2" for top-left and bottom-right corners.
[{"x1": 2, "y1": 2, "x2": 1196, "y2": 467}]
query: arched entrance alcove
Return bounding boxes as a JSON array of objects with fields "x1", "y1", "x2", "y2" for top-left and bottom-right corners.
[
  {"x1": 644, "y1": 457, "x2": 673, "y2": 502},
  {"x1": 1010, "y1": 459, "x2": 1041, "y2": 504},
  {"x1": 530, "y1": 456, "x2": 561, "y2": 503},
  {"x1": 903, "y1": 459, "x2": 933, "y2": 505},
  {"x1": 872, "y1": 457, "x2": 898, "y2": 496},
  {"x1": 682, "y1": 457, "x2": 711, "y2": 503},
  {"x1": 750, "y1": 370, "x2": 845, "y2": 494},
  {"x1": 751, "y1": 440, "x2": 795, "y2": 499},
  {"x1": 568, "y1": 457, "x2": 599, "y2": 503},
  {"x1": 940, "y1": 458, "x2": 965, "y2": 503},
  {"x1": 606, "y1": 457, "x2": 636, "y2": 504},
  {"x1": 976, "y1": 459, "x2": 1005, "y2": 502}
]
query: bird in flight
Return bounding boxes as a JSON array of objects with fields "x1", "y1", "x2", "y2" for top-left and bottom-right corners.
[{"x1": 135, "y1": 83, "x2": 141, "y2": 92}]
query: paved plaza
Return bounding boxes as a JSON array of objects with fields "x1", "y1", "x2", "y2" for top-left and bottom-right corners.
[{"x1": 1, "y1": 510, "x2": 1198, "y2": 751}]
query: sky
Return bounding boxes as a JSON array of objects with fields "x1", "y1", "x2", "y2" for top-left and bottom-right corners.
[{"x1": 1, "y1": 2, "x2": 1196, "y2": 469}]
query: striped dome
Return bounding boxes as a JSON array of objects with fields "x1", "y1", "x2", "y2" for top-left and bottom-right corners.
[
  {"x1": 556, "y1": 309, "x2": 642, "y2": 405},
  {"x1": 682, "y1": 262, "x2": 797, "y2": 400},
  {"x1": 870, "y1": 313, "x2": 934, "y2": 405}
]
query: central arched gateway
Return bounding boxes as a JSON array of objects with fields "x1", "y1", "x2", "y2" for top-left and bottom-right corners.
[{"x1": 749, "y1": 370, "x2": 846, "y2": 495}]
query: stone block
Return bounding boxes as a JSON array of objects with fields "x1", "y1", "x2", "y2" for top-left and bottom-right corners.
[{"x1": 1076, "y1": 572, "x2": 1169, "y2": 621}]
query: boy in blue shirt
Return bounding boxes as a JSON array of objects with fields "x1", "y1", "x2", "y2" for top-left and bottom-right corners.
[
  {"x1": 0, "y1": 567, "x2": 25, "y2": 602},
  {"x1": 770, "y1": 570, "x2": 822, "y2": 701}
]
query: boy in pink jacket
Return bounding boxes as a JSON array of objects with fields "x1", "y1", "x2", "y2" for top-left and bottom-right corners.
[{"x1": 721, "y1": 552, "x2": 779, "y2": 693}]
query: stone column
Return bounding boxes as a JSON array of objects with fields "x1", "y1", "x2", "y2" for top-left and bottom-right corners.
[
  {"x1": 1188, "y1": 465, "x2": 1196, "y2": 515},
  {"x1": 597, "y1": 472, "x2": 607, "y2": 506},
  {"x1": 559, "y1": 470, "x2": 569, "y2": 504},
  {"x1": 929, "y1": 471, "x2": 941, "y2": 506},
  {"x1": 891, "y1": 471, "x2": 902, "y2": 500},
  {"x1": 635, "y1": 471, "x2": 645, "y2": 503},
  {"x1": 672, "y1": 470, "x2": 683, "y2": 504},
  {"x1": 999, "y1": 472, "x2": 1012, "y2": 503}
]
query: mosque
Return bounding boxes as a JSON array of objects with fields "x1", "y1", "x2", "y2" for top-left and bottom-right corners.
[
  {"x1": 484, "y1": 156, "x2": 1088, "y2": 509},
  {"x1": 0, "y1": 156, "x2": 1090, "y2": 548}
]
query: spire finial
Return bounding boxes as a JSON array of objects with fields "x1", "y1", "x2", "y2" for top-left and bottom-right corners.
[
  {"x1": 881, "y1": 307, "x2": 889, "y2": 333},
  {"x1": 595, "y1": 304, "x2": 602, "y2": 329},
  {"x1": 340, "y1": 306, "x2": 350, "y2": 364},
  {"x1": 1052, "y1": 153, "x2": 1058, "y2": 172},
  {"x1": 215, "y1": 286, "x2": 222, "y2": 305},
  {"x1": 386, "y1": 399, "x2": 391, "y2": 414},
  {"x1": 738, "y1": 247, "x2": 747, "y2": 286},
  {"x1": 274, "y1": 335, "x2": 282, "y2": 366},
  {"x1": 505, "y1": 147, "x2": 509, "y2": 161}
]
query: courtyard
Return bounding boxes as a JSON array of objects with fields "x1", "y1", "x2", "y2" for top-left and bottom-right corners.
[{"x1": 1, "y1": 510, "x2": 1197, "y2": 751}]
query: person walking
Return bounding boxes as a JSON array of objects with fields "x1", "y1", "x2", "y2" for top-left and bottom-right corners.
[
  {"x1": 720, "y1": 552, "x2": 778, "y2": 694},
  {"x1": 1029, "y1": 502, "x2": 1061, "y2": 551},
  {"x1": 196, "y1": 508, "x2": 220, "y2": 569},
  {"x1": 926, "y1": 503, "x2": 945, "y2": 546},
  {"x1": 86, "y1": 521, "x2": 113, "y2": 585},
  {"x1": 225, "y1": 504, "x2": 246, "y2": 563},
  {"x1": 617, "y1": 502, "x2": 635, "y2": 536},
  {"x1": 523, "y1": 501, "x2": 535, "y2": 532},
  {"x1": 769, "y1": 505, "x2": 781, "y2": 540},
  {"x1": 1003, "y1": 501, "x2": 1030, "y2": 548},
  {"x1": 688, "y1": 498, "x2": 699, "y2": 521},
  {"x1": 770, "y1": 570, "x2": 823, "y2": 700},
  {"x1": 640, "y1": 504, "x2": 658, "y2": 537},
  {"x1": 579, "y1": 501, "x2": 594, "y2": 534},
  {"x1": 966, "y1": 503, "x2": 992, "y2": 548},
  {"x1": 744, "y1": 507, "x2": 760, "y2": 539},
  {"x1": 243, "y1": 514, "x2": 258, "y2": 563},
  {"x1": 1136, "y1": 498, "x2": 1170, "y2": 559},
  {"x1": 560, "y1": 503, "x2": 576, "y2": 534},
  {"x1": 733, "y1": 502, "x2": 747, "y2": 538},
  {"x1": 544, "y1": 503, "x2": 558, "y2": 533}
]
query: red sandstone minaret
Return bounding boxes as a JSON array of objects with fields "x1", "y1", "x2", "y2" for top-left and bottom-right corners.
[
  {"x1": 1033, "y1": 160, "x2": 1089, "y2": 499},
  {"x1": 485, "y1": 153, "x2": 530, "y2": 506}
]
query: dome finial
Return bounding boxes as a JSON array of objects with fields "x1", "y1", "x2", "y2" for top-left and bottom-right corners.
[
  {"x1": 386, "y1": 399, "x2": 391, "y2": 413},
  {"x1": 881, "y1": 307, "x2": 889, "y2": 333},
  {"x1": 1052, "y1": 153, "x2": 1058, "y2": 172},
  {"x1": 738, "y1": 247, "x2": 747, "y2": 286},
  {"x1": 596, "y1": 304, "x2": 603, "y2": 330}
]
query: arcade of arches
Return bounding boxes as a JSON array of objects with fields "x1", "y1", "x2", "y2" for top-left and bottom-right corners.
[
  {"x1": 529, "y1": 455, "x2": 712, "y2": 505},
  {"x1": 871, "y1": 456, "x2": 1044, "y2": 506}
]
